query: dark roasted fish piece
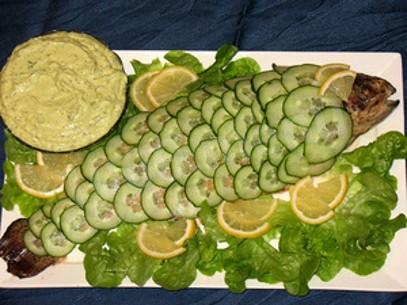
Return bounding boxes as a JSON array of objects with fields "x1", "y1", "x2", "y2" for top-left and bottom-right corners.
[
  {"x1": 345, "y1": 73, "x2": 399, "y2": 139},
  {"x1": 0, "y1": 218, "x2": 57, "y2": 278}
]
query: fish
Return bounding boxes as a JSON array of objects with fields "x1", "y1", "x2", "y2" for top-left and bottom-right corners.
[
  {"x1": 0, "y1": 72, "x2": 399, "y2": 279},
  {"x1": 345, "y1": 73, "x2": 399, "y2": 140},
  {"x1": 0, "y1": 219, "x2": 57, "y2": 278}
]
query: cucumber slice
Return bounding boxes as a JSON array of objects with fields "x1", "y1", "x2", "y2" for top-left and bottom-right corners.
[
  {"x1": 105, "y1": 135, "x2": 132, "y2": 167},
  {"x1": 188, "y1": 123, "x2": 216, "y2": 152},
  {"x1": 211, "y1": 107, "x2": 232, "y2": 134},
  {"x1": 251, "y1": 99, "x2": 264, "y2": 124},
  {"x1": 138, "y1": 131, "x2": 161, "y2": 164},
  {"x1": 114, "y1": 182, "x2": 149, "y2": 223},
  {"x1": 171, "y1": 145, "x2": 197, "y2": 185},
  {"x1": 260, "y1": 121, "x2": 276, "y2": 145},
  {"x1": 234, "y1": 166, "x2": 262, "y2": 199},
  {"x1": 214, "y1": 164, "x2": 239, "y2": 202},
  {"x1": 259, "y1": 161, "x2": 286, "y2": 193},
  {"x1": 42, "y1": 204, "x2": 52, "y2": 218},
  {"x1": 202, "y1": 95, "x2": 222, "y2": 124},
  {"x1": 217, "y1": 119, "x2": 240, "y2": 154},
  {"x1": 188, "y1": 89, "x2": 210, "y2": 110},
  {"x1": 51, "y1": 198, "x2": 75, "y2": 228},
  {"x1": 204, "y1": 84, "x2": 228, "y2": 97},
  {"x1": 185, "y1": 170, "x2": 223, "y2": 207},
  {"x1": 266, "y1": 95, "x2": 287, "y2": 128},
  {"x1": 165, "y1": 182, "x2": 200, "y2": 218},
  {"x1": 147, "y1": 106, "x2": 171, "y2": 134},
  {"x1": 305, "y1": 107, "x2": 352, "y2": 163},
  {"x1": 225, "y1": 76, "x2": 252, "y2": 90},
  {"x1": 277, "y1": 157, "x2": 299, "y2": 184},
  {"x1": 272, "y1": 64, "x2": 289, "y2": 75},
  {"x1": 64, "y1": 166, "x2": 85, "y2": 201},
  {"x1": 281, "y1": 64, "x2": 319, "y2": 92},
  {"x1": 29, "y1": 209, "x2": 49, "y2": 238},
  {"x1": 85, "y1": 192, "x2": 122, "y2": 229},
  {"x1": 166, "y1": 97, "x2": 189, "y2": 116},
  {"x1": 258, "y1": 80, "x2": 287, "y2": 108},
  {"x1": 81, "y1": 147, "x2": 108, "y2": 182},
  {"x1": 252, "y1": 71, "x2": 281, "y2": 91},
  {"x1": 75, "y1": 181, "x2": 95, "y2": 208},
  {"x1": 121, "y1": 112, "x2": 149, "y2": 145},
  {"x1": 160, "y1": 118, "x2": 188, "y2": 153},
  {"x1": 141, "y1": 181, "x2": 173, "y2": 220},
  {"x1": 277, "y1": 118, "x2": 307, "y2": 151},
  {"x1": 244, "y1": 124, "x2": 262, "y2": 156},
  {"x1": 235, "y1": 107, "x2": 256, "y2": 138},
  {"x1": 61, "y1": 205, "x2": 97, "y2": 243},
  {"x1": 268, "y1": 135, "x2": 288, "y2": 166},
  {"x1": 284, "y1": 85, "x2": 343, "y2": 127},
  {"x1": 195, "y1": 139, "x2": 224, "y2": 177},
  {"x1": 122, "y1": 147, "x2": 148, "y2": 188},
  {"x1": 222, "y1": 90, "x2": 242, "y2": 117},
  {"x1": 235, "y1": 79, "x2": 257, "y2": 106},
  {"x1": 24, "y1": 229, "x2": 47, "y2": 256},
  {"x1": 251, "y1": 144, "x2": 268, "y2": 172},
  {"x1": 226, "y1": 140, "x2": 250, "y2": 175},
  {"x1": 286, "y1": 144, "x2": 335, "y2": 177},
  {"x1": 41, "y1": 222, "x2": 75, "y2": 257},
  {"x1": 177, "y1": 105, "x2": 204, "y2": 135},
  {"x1": 147, "y1": 148, "x2": 174, "y2": 188},
  {"x1": 94, "y1": 162, "x2": 125, "y2": 202}
]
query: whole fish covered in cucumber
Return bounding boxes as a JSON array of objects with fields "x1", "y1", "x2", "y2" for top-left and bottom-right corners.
[{"x1": 0, "y1": 32, "x2": 405, "y2": 295}]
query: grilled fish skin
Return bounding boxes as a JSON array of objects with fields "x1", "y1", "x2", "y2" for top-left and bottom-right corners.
[
  {"x1": 0, "y1": 219, "x2": 57, "y2": 278},
  {"x1": 345, "y1": 73, "x2": 399, "y2": 139}
]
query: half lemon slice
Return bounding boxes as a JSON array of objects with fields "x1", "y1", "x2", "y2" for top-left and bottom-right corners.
[
  {"x1": 146, "y1": 66, "x2": 198, "y2": 107},
  {"x1": 290, "y1": 175, "x2": 348, "y2": 224},
  {"x1": 217, "y1": 198, "x2": 279, "y2": 238},
  {"x1": 15, "y1": 164, "x2": 69, "y2": 199},
  {"x1": 129, "y1": 71, "x2": 160, "y2": 111},
  {"x1": 319, "y1": 70, "x2": 357, "y2": 100},
  {"x1": 315, "y1": 63, "x2": 350, "y2": 83},
  {"x1": 136, "y1": 218, "x2": 195, "y2": 259}
]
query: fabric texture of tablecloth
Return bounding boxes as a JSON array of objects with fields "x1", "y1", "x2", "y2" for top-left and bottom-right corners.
[{"x1": 0, "y1": 1, "x2": 407, "y2": 304}]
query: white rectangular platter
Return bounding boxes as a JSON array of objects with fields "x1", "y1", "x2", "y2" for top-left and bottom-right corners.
[{"x1": 0, "y1": 51, "x2": 406, "y2": 290}]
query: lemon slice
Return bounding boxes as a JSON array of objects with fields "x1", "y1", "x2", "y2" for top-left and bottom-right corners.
[
  {"x1": 15, "y1": 164, "x2": 70, "y2": 199},
  {"x1": 315, "y1": 63, "x2": 350, "y2": 83},
  {"x1": 146, "y1": 66, "x2": 198, "y2": 107},
  {"x1": 217, "y1": 198, "x2": 279, "y2": 238},
  {"x1": 290, "y1": 175, "x2": 348, "y2": 224},
  {"x1": 129, "y1": 71, "x2": 160, "y2": 111},
  {"x1": 36, "y1": 151, "x2": 85, "y2": 170},
  {"x1": 319, "y1": 70, "x2": 357, "y2": 100},
  {"x1": 136, "y1": 218, "x2": 196, "y2": 259}
]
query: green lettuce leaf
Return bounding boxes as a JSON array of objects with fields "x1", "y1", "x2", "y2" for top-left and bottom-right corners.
[
  {"x1": 223, "y1": 57, "x2": 260, "y2": 80},
  {"x1": 80, "y1": 224, "x2": 160, "y2": 287},
  {"x1": 195, "y1": 231, "x2": 223, "y2": 276},
  {"x1": 335, "y1": 169, "x2": 406, "y2": 275},
  {"x1": 343, "y1": 131, "x2": 407, "y2": 176},
  {"x1": 152, "y1": 239, "x2": 200, "y2": 290},
  {"x1": 4, "y1": 130, "x2": 36, "y2": 164},
  {"x1": 1, "y1": 160, "x2": 56, "y2": 217},
  {"x1": 164, "y1": 51, "x2": 204, "y2": 73},
  {"x1": 130, "y1": 58, "x2": 163, "y2": 78}
]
